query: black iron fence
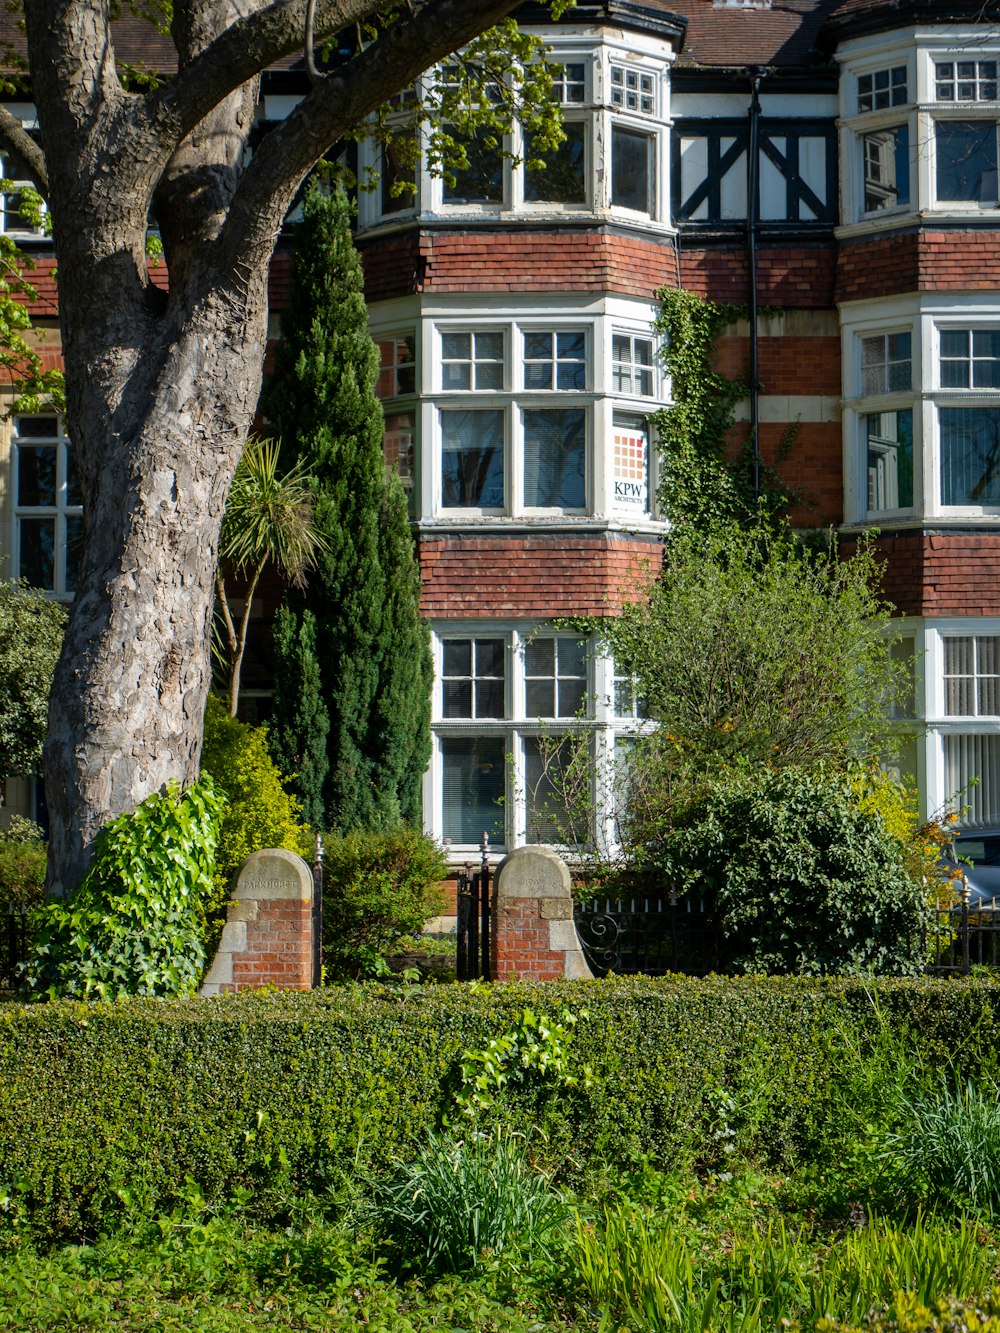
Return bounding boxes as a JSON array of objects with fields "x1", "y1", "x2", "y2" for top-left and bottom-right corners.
[
  {"x1": 574, "y1": 892, "x2": 718, "y2": 978},
  {"x1": 574, "y1": 891, "x2": 1000, "y2": 979},
  {"x1": 926, "y1": 899, "x2": 1000, "y2": 975},
  {"x1": 0, "y1": 908, "x2": 29, "y2": 991},
  {"x1": 456, "y1": 841, "x2": 491, "y2": 982}
]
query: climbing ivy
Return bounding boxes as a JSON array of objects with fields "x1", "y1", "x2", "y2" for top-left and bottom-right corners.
[{"x1": 652, "y1": 287, "x2": 798, "y2": 529}]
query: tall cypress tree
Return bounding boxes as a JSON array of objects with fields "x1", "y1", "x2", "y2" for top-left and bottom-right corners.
[{"x1": 266, "y1": 185, "x2": 431, "y2": 832}]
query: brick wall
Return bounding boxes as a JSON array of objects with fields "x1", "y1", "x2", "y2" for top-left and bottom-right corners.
[
  {"x1": 358, "y1": 227, "x2": 680, "y2": 299},
  {"x1": 228, "y1": 897, "x2": 313, "y2": 991},
  {"x1": 418, "y1": 531, "x2": 663, "y2": 619},
  {"x1": 844, "y1": 530, "x2": 1000, "y2": 617},
  {"x1": 679, "y1": 242, "x2": 836, "y2": 307},
  {"x1": 837, "y1": 229, "x2": 1000, "y2": 304}
]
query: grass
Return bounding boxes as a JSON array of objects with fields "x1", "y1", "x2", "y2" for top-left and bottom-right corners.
[{"x1": 1, "y1": 1161, "x2": 998, "y2": 1333}]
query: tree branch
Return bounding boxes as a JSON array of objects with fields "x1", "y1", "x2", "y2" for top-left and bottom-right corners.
[
  {"x1": 148, "y1": 0, "x2": 379, "y2": 149},
  {"x1": 0, "y1": 106, "x2": 49, "y2": 195},
  {"x1": 217, "y1": 0, "x2": 521, "y2": 268}
]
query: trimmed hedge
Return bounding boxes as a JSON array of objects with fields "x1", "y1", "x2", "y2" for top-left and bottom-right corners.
[{"x1": 2, "y1": 976, "x2": 1000, "y2": 1241}]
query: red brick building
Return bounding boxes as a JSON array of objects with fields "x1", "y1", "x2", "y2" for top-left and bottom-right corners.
[{"x1": 4, "y1": 0, "x2": 1000, "y2": 843}]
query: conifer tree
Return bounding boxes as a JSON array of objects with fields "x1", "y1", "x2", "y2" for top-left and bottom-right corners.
[
  {"x1": 269, "y1": 605, "x2": 329, "y2": 829},
  {"x1": 266, "y1": 186, "x2": 431, "y2": 833}
]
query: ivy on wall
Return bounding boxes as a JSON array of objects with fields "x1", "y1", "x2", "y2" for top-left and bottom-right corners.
[{"x1": 651, "y1": 287, "x2": 800, "y2": 529}]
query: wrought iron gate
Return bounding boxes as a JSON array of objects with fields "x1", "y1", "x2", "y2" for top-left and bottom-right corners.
[{"x1": 456, "y1": 837, "x2": 491, "y2": 981}]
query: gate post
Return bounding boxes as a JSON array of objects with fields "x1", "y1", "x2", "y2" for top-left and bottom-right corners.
[{"x1": 493, "y1": 847, "x2": 592, "y2": 982}]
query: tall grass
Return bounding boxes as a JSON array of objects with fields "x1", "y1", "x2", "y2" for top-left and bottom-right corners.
[
  {"x1": 368, "y1": 1129, "x2": 565, "y2": 1275},
  {"x1": 878, "y1": 1081, "x2": 1000, "y2": 1214},
  {"x1": 570, "y1": 1203, "x2": 995, "y2": 1332}
]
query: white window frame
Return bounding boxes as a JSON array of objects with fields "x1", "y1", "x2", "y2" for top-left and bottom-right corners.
[
  {"x1": 842, "y1": 306, "x2": 920, "y2": 522},
  {"x1": 13, "y1": 415, "x2": 81, "y2": 599},
  {"x1": 427, "y1": 626, "x2": 648, "y2": 856},
  {"x1": 917, "y1": 621, "x2": 1000, "y2": 829},
  {"x1": 430, "y1": 320, "x2": 591, "y2": 517},
  {"x1": 931, "y1": 315, "x2": 1000, "y2": 514}
]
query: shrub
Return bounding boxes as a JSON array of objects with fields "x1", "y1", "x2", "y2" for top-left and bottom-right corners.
[
  {"x1": 369, "y1": 1129, "x2": 564, "y2": 1275},
  {"x1": 200, "y1": 695, "x2": 311, "y2": 941},
  {"x1": 3, "y1": 976, "x2": 1000, "y2": 1242},
  {"x1": 646, "y1": 766, "x2": 931, "y2": 975},
  {"x1": 321, "y1": 827, "x2": 447, "y2": 978},
  {"x1": 0, "y1": 816, "x2": 46, "y2": 914},
  {"x1": 20, "y1": 778, "x2": 224, "y2": 1001}
]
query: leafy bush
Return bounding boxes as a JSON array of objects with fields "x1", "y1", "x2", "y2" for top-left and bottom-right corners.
[
  {"x1": 20, "y1": 778, "x2": 224, "y2": 1001},
  {"x1": 646, "y1": 766, "x2": 931, "y2": 975},
  {"x1": 321, "y1": 827, "x2": 447, "y2": 978},
  {"x1": 4, "y1": 976, "x2": 1000, "y2": 1242},
  {"x1": 200, "y1": 695, "x2": 311, "y2": 940},
  {"x1": 370, "y1": 1129, "x2": 564, "y2": 1275},
  {"x1": 0, "y1": 816, "x2": 46, "y2": 914},
  {"x1": 0, "y1": 579, "x2": 65, "y2": 781}
]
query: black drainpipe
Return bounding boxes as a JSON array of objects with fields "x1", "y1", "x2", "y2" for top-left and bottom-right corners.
[{"x1": 748, "y1": 69, "x2": 763, "y2": 499}]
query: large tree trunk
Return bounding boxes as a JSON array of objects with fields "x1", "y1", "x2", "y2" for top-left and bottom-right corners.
[{"x1": 45, "y1": 284, "x2": 269, "y2": 896}]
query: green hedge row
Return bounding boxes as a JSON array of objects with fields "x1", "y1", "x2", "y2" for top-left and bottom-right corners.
[{"x1": 2, "y1": 976, "x2": 1000, "y2": 1241}]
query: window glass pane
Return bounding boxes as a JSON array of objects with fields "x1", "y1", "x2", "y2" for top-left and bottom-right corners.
[
  {"x1": 940, "y1": 406, "x2": 1000, "y2": 505},
  {"x1": 612, "y1": 126, "x2": 652, "y2": 213},
  {"x1": 523, "y1": 408, "x2": 586, "y2": 508},
  {"x1": 64, "y1": 514, "x2": 83, "y2": 594},
  {"x1": 978, "y1": 634, "x2": 1000, "y2": 715},
  {"x1": 559, "y1": 638, "x2": 587, "y2": 678},
  {"x1": 476, "y1": 332, "x2": 504, "y2": 362},
  {"x1": 17, "y1": 417, "x2": 58, "y2": 438},
  {"x1": 936, "y1": 121, "x2": 998, "y2": 202},
  {"x1": 973, "y1": 330, "x2": 1000, "y2": 387},
  {"x1": 17, "y1": 446, "x2": 56, "y2": 506},
  {"x1": 441, "y1": 737, "x2": 505, "y2": 844},
  {"x1": 444, "y1": 130, "x2": 504, "y2": 203},
  {"x1": 558, "y1": 677, "x2": 587, "y2": 716},
  {"x1": 944, "y1": 733, "x2": 1000, "y2": 827},
  {"x1": 476, "y1": 679, "x2": 504, "y2": 717},
  {"x1": 441, "y1": 409, "x2": 504, "y2": 508},
  {"x1": 526, "y1": 678, "x2": 555, "y2": 716},
  {"x1": 524, "y1": 122, "x2": 586, "y2": 204},
  {"x1": 376, "y1": 335, "x2": 416, "y2": 399},
  {"x1": 524, "y1": 737, "x2": 588, "y2": 844},
  {"x1": 889, "y1": 636, "x2": 916, "y2": 721},
  {"x1": 476, "y1": 638, "x2": 505, "y2": 678},
  {"x1": 380, "y1": 137, "x2": 416, "y2": 215},
  {"x1": 524, "y1": 638, "x2": 554, "y2": 676},
  {"x1": 555, "y1": 332, "x2": 586, "y2": 390},
  {"x1": 442, "y1": 637, "x2": 505, "y2": 718},
  {"x1": 443, "y1": 681, "x2": 473, "y2": 717},
  {"x1": 19, "y1": 518, "x2": 54, "y2": 589},
  {"x1": 863, "y1": 124, "x2": 909, "y2": 212},
  {"x1": 443, "y1": 640, "x2": 472, "y2": 676},
  {"x1": 859, "y1": 65, "x2": 908, "y2": 112},
  {"x1": 383, "y1": 413, "x2": 415, "y2": 501},
  {"x1": 865, "y1": 409, "x2": 913, "y2": 512},
  {"x1": 610, "y1": 65, "x2": 655, "y2": 116},
  {"x1": 442, "y1": 332, "x2": 470, "y2": 361},
  {"x1": 946, "y1": 677, "x2": 974, "y2": 715}
]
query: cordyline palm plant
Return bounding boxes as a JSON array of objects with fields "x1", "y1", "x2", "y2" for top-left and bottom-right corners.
[{"x1": 215, "y1": 437, "x2": 327, "y2": 716}]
